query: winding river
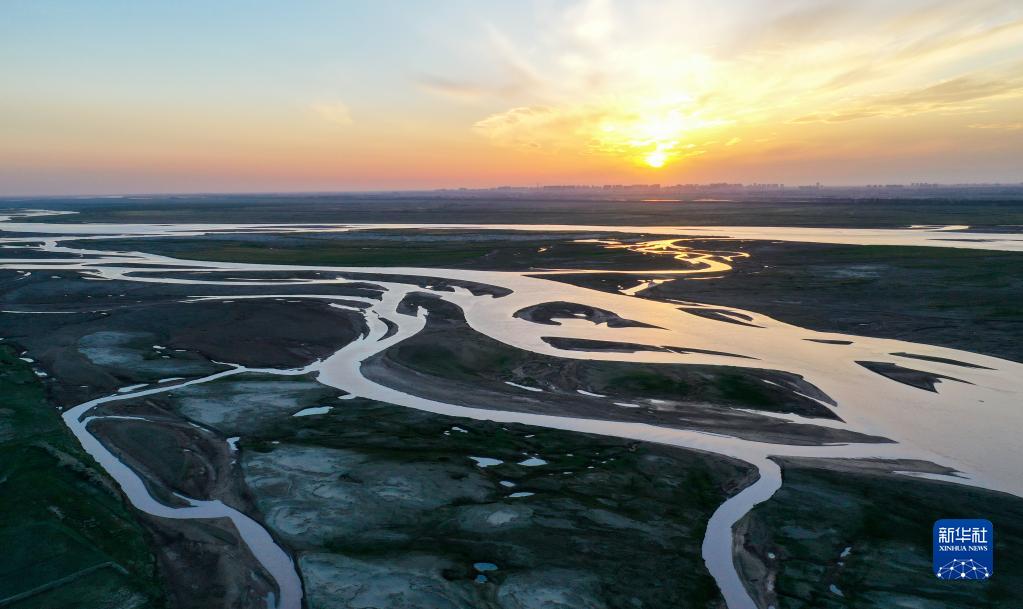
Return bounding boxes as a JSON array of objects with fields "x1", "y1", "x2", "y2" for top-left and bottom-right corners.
[{"x1": 2, "y1": 211, "x2": 1022, "y2": 609}]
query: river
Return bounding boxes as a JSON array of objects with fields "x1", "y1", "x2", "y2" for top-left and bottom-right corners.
[{"x1": 2, "y1": 211, "x2": 1022, "y2": 609}]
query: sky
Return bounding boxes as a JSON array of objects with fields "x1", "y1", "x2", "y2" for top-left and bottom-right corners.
[{"x1": 2, "y1": 0, "x2": 1022, "y2": 195}]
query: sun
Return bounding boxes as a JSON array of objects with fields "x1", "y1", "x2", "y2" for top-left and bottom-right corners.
[
  {"x1": 583, "y1": 100, "x2": 729, "y2": 170},
  {"x1": 644, "y1": 150, "x2": 667, "y2": 168}
]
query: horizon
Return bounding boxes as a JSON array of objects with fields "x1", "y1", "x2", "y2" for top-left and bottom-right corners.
[
  {"x1": 3, "y1": 0, "x2": 1023, "y2": 196},
  {"x1": 4, "y1": 181, "x2": 1023, "y2": 202}
]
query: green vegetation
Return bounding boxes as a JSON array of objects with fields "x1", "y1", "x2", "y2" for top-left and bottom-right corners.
[
  {"x1": 383, "y1": 304, "x2": 835, "y2": 419},
  {"x1": 169, "y1": 240, "x2": 493, "y2": 267},
  {"x1": 390, "y1": 343, "x2": 518, "y2": 382},
  {"x1": 19, "y1": 194, "x2": 1023, "y2": 228},
  {"x1": 0, "y1": 345, "x2": 164, "y2": 608},
  {"x1": 605, "y1": 370, "x2": 691, "y2": 395},
  {"x1": 61, "y1": 230, "x2": 678, "y2": 272},
  {"x1": 747, "y1": 461, "x2": 1023, "y2": 608},
  {"x1": 603, "y1": 370, "x2": 779, "y2": 407}
]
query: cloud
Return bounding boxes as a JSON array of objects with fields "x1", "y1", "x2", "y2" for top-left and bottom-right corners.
[
  {"x1": 474, "y1": 100, "x2": 728, "y2": 168},
  {"x1": 725, "y1": 1, "x2": 856, "y2": 54},
  {"x1": 968, "y1": 121, "x2": 1023, "y2": 130},
  {"x1": 428, "y1": 0, "x2": 1023, "y2": 167},
  {"x1": 417, "y1": 21, "x2": 546, "y2": 104},
  {"x1": 891, "y1": 14, "x2": 1023, "y2": 65},
  {"x1": 474, "y1": 106, "x2": 593, "y2": 150},
  {"x1": 418, "y1": 76, "x2": 493, "y2": 101},
  {"x1": 565, "y1": 0, "x2": 615, "y2": 43},
  {"x1": 310, "y1": 102, "x2": 353, "y2": 126},
  {"x1": 792, "y1": 67, "x2": 1023, "y2": 123},
  {"x1": 482, "y1": 22, "x2": 545, "y2": 90},
  {"x1": 811, "y1": 7, "x2": 1023, "y2": 96}
]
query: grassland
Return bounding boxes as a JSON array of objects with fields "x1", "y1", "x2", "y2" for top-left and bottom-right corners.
[
  {"x1": 10, "y1": 194, "x2": 1023, "y2": 228},
  {"x1": 62, "y1": 230, "x2": 668, "y2": 271},
  {"x1": 0, "y1": 344, "x2": 165, "y2": 608}
]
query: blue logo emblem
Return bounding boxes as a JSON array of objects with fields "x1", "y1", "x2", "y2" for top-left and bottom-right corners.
[{"x1": 933, "y1": 519, "x2": 993, "y2": 580}]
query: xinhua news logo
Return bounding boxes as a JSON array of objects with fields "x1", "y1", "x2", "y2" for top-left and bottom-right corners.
[{"x1": 933, "y1": 519, "x2": 993, "y2": 580}]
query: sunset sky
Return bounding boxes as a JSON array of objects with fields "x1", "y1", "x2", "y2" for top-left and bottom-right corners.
[{"x1": 2, "y1": 0, "x2": 1022, "y2": 195}]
